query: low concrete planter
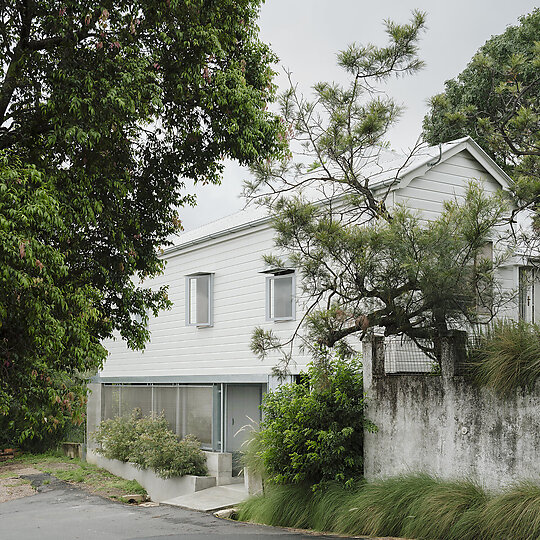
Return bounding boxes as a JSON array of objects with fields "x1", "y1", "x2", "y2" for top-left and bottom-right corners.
[{"x1": 87, "y1": 450, "x2": 216, "y2": 503}]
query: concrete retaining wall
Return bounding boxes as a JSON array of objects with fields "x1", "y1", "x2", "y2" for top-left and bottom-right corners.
[{"x1": 363, "y1": 334, "x2": 540, "y2": 491}]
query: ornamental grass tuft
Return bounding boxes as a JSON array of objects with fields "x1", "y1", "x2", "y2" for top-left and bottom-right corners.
[
  {"x1": 469, "y1": 319, "x2": 540, "y2": 396},
  {"x1": 479, "y1": 481, "x2": 540, "y2": 540},
  {"x1": 237, "y1": 474, "x2": 540, "y2": 540}
]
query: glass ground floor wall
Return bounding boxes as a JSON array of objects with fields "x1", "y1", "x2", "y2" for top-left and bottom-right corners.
[
  {"x1": 101, "y1": 384, "x2": 216, "y2": 449},
  {"x1": 98, "y1": 382, "x2": 266, "y2": 453}
]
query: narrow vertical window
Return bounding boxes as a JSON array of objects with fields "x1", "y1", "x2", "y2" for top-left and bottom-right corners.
[
  {"x1": 186, "y1": 273, "x2": 213, "y2": 327},
  {"x1": 266, "y1": 272, "x2": 295, "y2": 321},
  {"x1": 519, "y1": 267, "x2": 540, "y2": 324},
  {"x1": 519, "y1": 267, "x2": 530, "y2": 322}
]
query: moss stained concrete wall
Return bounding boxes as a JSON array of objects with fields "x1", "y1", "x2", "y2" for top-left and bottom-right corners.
[{"x1": 362, "y1": 336, "x2": 540, "y2": 490}]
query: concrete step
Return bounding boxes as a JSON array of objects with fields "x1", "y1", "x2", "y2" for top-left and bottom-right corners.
[{"x1": 162, "y1": 482, "x2": 248, "y2": 512}]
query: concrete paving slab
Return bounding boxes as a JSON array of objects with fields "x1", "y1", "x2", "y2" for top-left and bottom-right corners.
[{"x1": 163, "y1": 482, "x2": 248, "y2": 511}]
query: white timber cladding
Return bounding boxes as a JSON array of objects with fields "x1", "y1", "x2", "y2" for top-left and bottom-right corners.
[
  {"x1": 100, "y1": 143, "x2": 521, "y2": 380},
  {"x1": 101, "y1": 222, "x2": 311, "y2": 379},
  {"x1": 393, "y1": 150, "x2": 501, "y2": 216}
]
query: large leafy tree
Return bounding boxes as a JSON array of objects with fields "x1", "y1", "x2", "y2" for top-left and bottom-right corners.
[
  {"x1": 0, "y1": 154, "x2": 101, "y2": 445},
  {"x1": 248, "y1": 12, "x2": 511, "y2": 370},
  {"x1": 0, "y1": 0, "x2": 282, "y2": 444},
  {"x1": 423, "y1": 9, "x2": 540, "y2": 217}
]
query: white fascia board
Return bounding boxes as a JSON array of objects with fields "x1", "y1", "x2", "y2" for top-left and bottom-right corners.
[
  {"x1": 394, "y1": 140, "x2": 469, "y2": 191},
  {"x1": 161, "y1": 138, "x2": 513, "y2": 258}
]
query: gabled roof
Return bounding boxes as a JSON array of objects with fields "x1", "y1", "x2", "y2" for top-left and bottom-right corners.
[
  {"x1": 365, "y1": 136, "x2": 513, "y2": 192},
  {"x1": 165, "y1": 136, "x2": 513, "y2": 255}
]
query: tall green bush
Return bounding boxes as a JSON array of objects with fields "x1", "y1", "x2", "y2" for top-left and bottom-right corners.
[
  {"x1": 92, "y1": 411, "x2": 207, "y2": 479},
  {"x1": 246, "y1": 353, "x2": 375, "y2": 488}
]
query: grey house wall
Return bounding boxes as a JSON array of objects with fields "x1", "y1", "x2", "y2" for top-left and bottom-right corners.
[{"x1": 362, "y1": 335, "x2": 540, "y2": 491}]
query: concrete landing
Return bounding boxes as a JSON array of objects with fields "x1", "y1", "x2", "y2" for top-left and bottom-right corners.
[{"x1": 162, "y1": 482, "x2": 248, "y2": 512}]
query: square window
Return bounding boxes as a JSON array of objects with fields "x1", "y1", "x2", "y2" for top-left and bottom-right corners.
[
  {"x1": 266, "y1": 272, "x2": 295, "y2": 321},
  {"x1": 186, "y1": 273, "x2": 213, "y2": 327}
]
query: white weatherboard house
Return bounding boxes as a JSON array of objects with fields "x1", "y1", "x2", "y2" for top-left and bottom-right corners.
[{"x1": 87, "y1": 136, "x2": 534, "y2": 472}]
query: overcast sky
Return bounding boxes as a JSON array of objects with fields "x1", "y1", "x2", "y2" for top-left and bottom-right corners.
[{"x1": 178, "y1": 1, "x2": 539, "y2": 232}]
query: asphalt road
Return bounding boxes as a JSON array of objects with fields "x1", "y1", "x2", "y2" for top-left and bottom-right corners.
[{"x1": 0, "y1": 474, "x2": 342, "y2": 540}]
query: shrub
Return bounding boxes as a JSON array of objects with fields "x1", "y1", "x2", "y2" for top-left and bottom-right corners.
[
  {"x1": 92, "y1": 412, "x2": 138, "y2": 462},
  {"x1": 130, "y1": 416, "x2": 207, "y2": 478},
  {"x1": 469, "y1": 319, "x2": 540, "y2": 396},
  {"x1": 245, "y1": 353, "x2": 375, "y2": 488},
  {"x1": 92, "y1": 411, "x2": 207, "y2": 479}
]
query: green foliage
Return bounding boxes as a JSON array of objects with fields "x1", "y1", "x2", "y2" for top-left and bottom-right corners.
[
  {"x1": 252, "y1": 183, "x2": 510, "y2": 370},
  {"x1": 130, "y1": 416, "x2": 207, "y2": 479},
  {"x1": 93, "y1": 411, "x2": 207, "y2": 479},
  {"x1": 468, "y1": 319, "x2": 540, "y2": 396},
  {"x1": 246, "y1": 12, "x2": 511, "y2": 366},
  {"x1": 28, "y1": 454, "x2": 147, "y2": 498},
  {"x1": 92, "y1": 413, "x2": 138, "y2": 462},
  {"x1": 0, "y1": 152, "x2": 102, "y2": 448},
  {"x1": 237, "y1": 483, "x2": 319, "y2": 529},
  {"x1": 245, "y1": 353, "x2": 374, "y2": 488},
  {"x1": 239, "y1": 427, "x2": 267, "y2": 480},
  {"x1": 2, "y1": 450, "x2": 147, "y2": 497},
  {"x1": 54, "y1": 460, "x2": 147, "y2": 494},
  {"x1": 401, "y1": 478, "x2": 488, "y2": 540},
  {"x1": 238, "y1": 474, "x2": 540, "y2": 540},
  {"x1": 480, "y1": 481, "x2": 540, "y2": 539},
  {"x1": 0, "y1": 1, "x2": 283, "y2": 443},
  {"x1": 423, "y1": 9, "x2": 540, "y2": 216},
  {"x1": 245, "y1": 11, "x2": 426, "y2": 204},
  {"x1": 7, "y1": 448, "x2": 70, "y2": 464}
]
